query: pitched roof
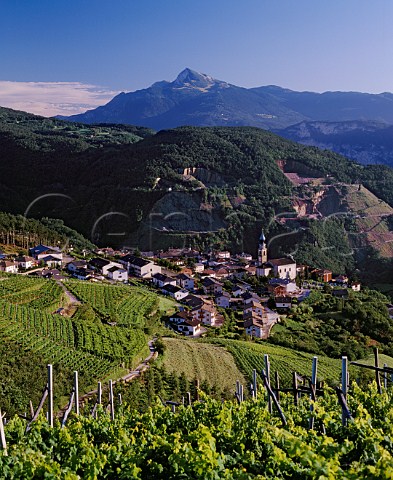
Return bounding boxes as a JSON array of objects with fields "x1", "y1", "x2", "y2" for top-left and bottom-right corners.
[
  {"x1": 176, "y1": 273, "x2": 192, "y2": 280},
  {"x1": 89, "y1": 257, "x2": 110, "y2": 268},
  {"x1": 267, "y1": 258, "x2": 296, "y2": 267},
  {"x1": 275, "y1": 296, "x2": 292, "y2": 303},
  {"x1": 244, "y1": 315, "x2": 264, "y2": 328},
  {"x1": 182, "y1": 295, "x2": 204, "y2": 309},
  {"x1": 203, "y1": 277, "x2": 222, "y2": 287},
  {"x1": 107, "y1": 266, "x2": 126, "y2": 273},
  {"x1": 163, "y1": 284, "x2": 182, "y2": 294},
  {"x1": 153, "y1": 272, "x2": 175, "y2": 282}
]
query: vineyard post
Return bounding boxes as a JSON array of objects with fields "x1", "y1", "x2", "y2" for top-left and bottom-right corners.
[
  {"x1": 261, "y1": 369, "x2": 287, "y2": 426},
  {"x1": 341, "y1": 356, "x2": 348, "y2": 426},
  {"x1": 309, "y1": 356, "x2": 318, "y2": 430},
  {"x1": 240, "y1": 384, "x2": 244, "y2": 402},
  {"x1": 118, "y1": 393, "x2": 122, "y2": 405},
  {"x1": 374, "y1": 348, "x2": 382, "y2": 394},
  {"x1": 292, "y1": 371, "x2": 298, "y2": 406},
  {"x1": 109, "y1": 380, "x2": 115, "y2": 421},
  {"x1": 74, "y1": 371, "x2": 79, "y2": 415},
  {"x1": 0, "y1": 409, "x2": 7, "y2": 456},
  {"x1": 195, "y1": 379, "x2": 200, "y2": 401},
  {"x1": 275, "y1": 371, "x2": 280, "y2": 402},
  {"x1": 98, "y1": 382, "x2": 102, "y2": 405},
  {"x1": 29, "y1": 400, "x2": 34, "y2": 419},
  {"x1": 264, "y1": 354, "x2": 272, "y2": 414},
  {"x1": 384, "y1": 363, "x2": 388, "y2": 389},
  {"x1": 48, "y1": 364, "x2": 53, "y2": 428},
  {"x1": 187, "y1": 392, "x2": 191, "y2": 406},
  {"x1": 61, "y1": 392, "x2": 75, "y2": 428},
  {"x1": 252, "y1": 369, "x2": 257, "y2": 400}
]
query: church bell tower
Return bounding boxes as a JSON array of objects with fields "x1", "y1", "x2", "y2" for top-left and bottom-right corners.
[{"x1": 257, "y1": 231, "x2": 267, "y2": 265}]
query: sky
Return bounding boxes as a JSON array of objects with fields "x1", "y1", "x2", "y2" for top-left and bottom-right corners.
[{"x1": 1, "y1": 0, "x2": 392, "y2": 116}]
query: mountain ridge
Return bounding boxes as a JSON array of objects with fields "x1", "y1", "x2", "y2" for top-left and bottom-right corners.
[{"x1": 62, "y1": 68, "x2": 393, "y2": 134}]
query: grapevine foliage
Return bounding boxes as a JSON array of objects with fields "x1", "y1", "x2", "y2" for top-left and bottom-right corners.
[{"x1": 2, "y1": 383, "x2": 393, "y2": 478}]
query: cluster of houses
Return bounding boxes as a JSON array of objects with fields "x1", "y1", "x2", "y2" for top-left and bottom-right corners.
[
  {"x1": 0, "y1": 244, "x2": 66, "y2": 274},
  {"x1": 0, "y1": 233, "x2": 363, "y2": 339}
]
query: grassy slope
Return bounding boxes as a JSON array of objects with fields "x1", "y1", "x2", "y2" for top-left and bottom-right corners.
[
  {"x1": 208, "y1": 339, "x2": 343, "y2": 386},
  {"x1": 161, "y1": 337, "x2": 246, "y2": 391}
]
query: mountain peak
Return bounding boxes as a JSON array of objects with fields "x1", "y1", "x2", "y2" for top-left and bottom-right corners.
[{"x1": 173, "y1": 68, "x2": 220, "y2": 89}]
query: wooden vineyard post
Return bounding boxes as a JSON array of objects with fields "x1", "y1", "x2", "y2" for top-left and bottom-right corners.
[
  {"x1": 384, "y1": 363, "x2": 388, "y2": 389},
  {"x1": 252, "y1": 369, "x2": 258, "y2": 400},
  {"x1": 292, "y1": 371, "x2": 298, "y2": 406},
  {"x1": 0, "y1": 408, "x2": 7, "y2": 456},
  {"x1": 235, "y1": 380, "x2": 241, "y2": 403},
  {"x1": 48, "y1": 364, "x2": 53, "y2": 428},
  {"x1": 275, "y1": 371, "x2": 280, "y2": 402},
  {"x1": 261, "y1": 369, "x2": 287, "y2": 426},
  {"x1": 341, "y1": 356, "x2": 348, "y2": 426},
  {"x1": 309, "y1": 356, "x2": 318, "y2": 430},
  {"x1": 109, "y1": 380, "x2": 115, "y2": 421},
  {"x1": 29, "y1": 401, "x2": 34, "y2": 419},
  {"x1": 74, "y1": 371, "x2": 79, "y2": 415},
  {"x1": 264, "y1": 354, "x2": 272, "y2": 414},
  {"x1": 118, "y1": 393, "x2": 122, "y2": 406},
  {"x1": 61, "y1": 392, "x2": 75, "y2": 428},
  {"x1": 187, "y1": 391, "x2": 191, "y2": 406},
  {"x1": 374, "y1": 348, "x2": 382, "y2": 394}
]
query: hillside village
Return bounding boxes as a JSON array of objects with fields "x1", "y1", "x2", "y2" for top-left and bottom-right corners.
[{"x1": 0, "y1": 230, "x2": 367, "y2": 339}]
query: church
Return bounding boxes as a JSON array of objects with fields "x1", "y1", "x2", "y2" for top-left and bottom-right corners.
[{"x1": 256, "y1": 231, "x2": 297, "y2": 280}]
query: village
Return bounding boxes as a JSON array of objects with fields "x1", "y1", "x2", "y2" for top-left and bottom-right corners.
[{"x1": 0, "y1": 231, "x2": 366, "y2": 339}]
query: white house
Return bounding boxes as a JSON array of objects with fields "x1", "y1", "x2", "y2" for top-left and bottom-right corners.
[
  {"x1": 152, "y1": 273, "x2": 177, "y2": 289},
  {"x1": 67, "y1": 260, "x2": 87, "y2": 273},
  {"x1": 194, "y1": 262, "x2": 204, "y2": 273},
  {"x1": 29, "y1": 244, "x2": 63, "y2": 262},
  {"x1": 274, "y1": 296, "x2": 292, "y2": 309},
  {"x1": 107, "y1": 266, "x2": 128, "y2": 282},
  {"x1": 176, "y1": 273, "x2": 195, "y2": 291},
  {"x1": 202, "y1": 277, "x2": 223, "y2": 295},
  {"x1": 0, "y1": 260, "x2": 18, "y2": 274},
  {"x1": 215, "y1": 291, "x2": 231, "y2": 309},
  {"x1": 244, "y1": 313, "x2": 264, "y2": 338},
  {"x1": 39, "y1": 255, "x2": 63, "y2": 268},
  {"x1": 15, "y1": 256, "x2": 36, "y2": 270},
  {"x1": 192, "y1": 303, "x2": 217, "y2": 326},
  {"x1": 243, "y1": 300, "x2": 265, "y2": 317},
  {"x1": 268, "y1": 278, "x2": 298, "y2": 294},
  {"x1": 162, "y1": 284, "x2": 189, "y2": 301},
  {"x1": 120, "y1": 255, "x2": 161, "y2": 279},
  {"x1": 169, "y1": 311, "x2": 201, "y2": 336}
]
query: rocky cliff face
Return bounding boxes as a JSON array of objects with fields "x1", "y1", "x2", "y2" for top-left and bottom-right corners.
[{"x1": 277, "y1": 120, "x2": 393, "y2": 167}]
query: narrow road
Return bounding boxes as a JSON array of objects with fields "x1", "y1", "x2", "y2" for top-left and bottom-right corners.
[
  {"x1": 56, "y1": 280, "x2": 81, "y2": 305},
  {"x1": 58, "y1": 338, "x2": 158, "y2": 415}
]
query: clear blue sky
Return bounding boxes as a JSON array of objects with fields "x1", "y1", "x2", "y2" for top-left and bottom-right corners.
[{"x1": 1, "y1": 0, "x2": 392, "y2": 93}]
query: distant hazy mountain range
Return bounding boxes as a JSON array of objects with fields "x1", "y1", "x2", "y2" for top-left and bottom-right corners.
[{"x1": 61, "y1": 68, "x2": 393, "y2": 166}]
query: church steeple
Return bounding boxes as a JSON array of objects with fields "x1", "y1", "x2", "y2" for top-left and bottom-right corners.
[{"x1": 258, "y1": 231, "x2": 267, "y2": 264}]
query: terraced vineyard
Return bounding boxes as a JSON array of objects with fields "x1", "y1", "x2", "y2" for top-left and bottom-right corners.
[
  {"x1": 65, "y1": 281, "x2": 158, "y2": 326},
  {"x1": 0, "y1": 274, "x2": 159, "y2": 412},
  {"x1": 0, "y1": 274, "x2": 64, "y2": 312},
  {"x1": 208, "y1": 339, "x2": 343, "y2": 386}
]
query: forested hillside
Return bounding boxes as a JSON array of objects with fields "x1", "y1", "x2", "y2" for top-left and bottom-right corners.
[{"x1": 1, "y1": 107, "x2": 393, "y2": 279}]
